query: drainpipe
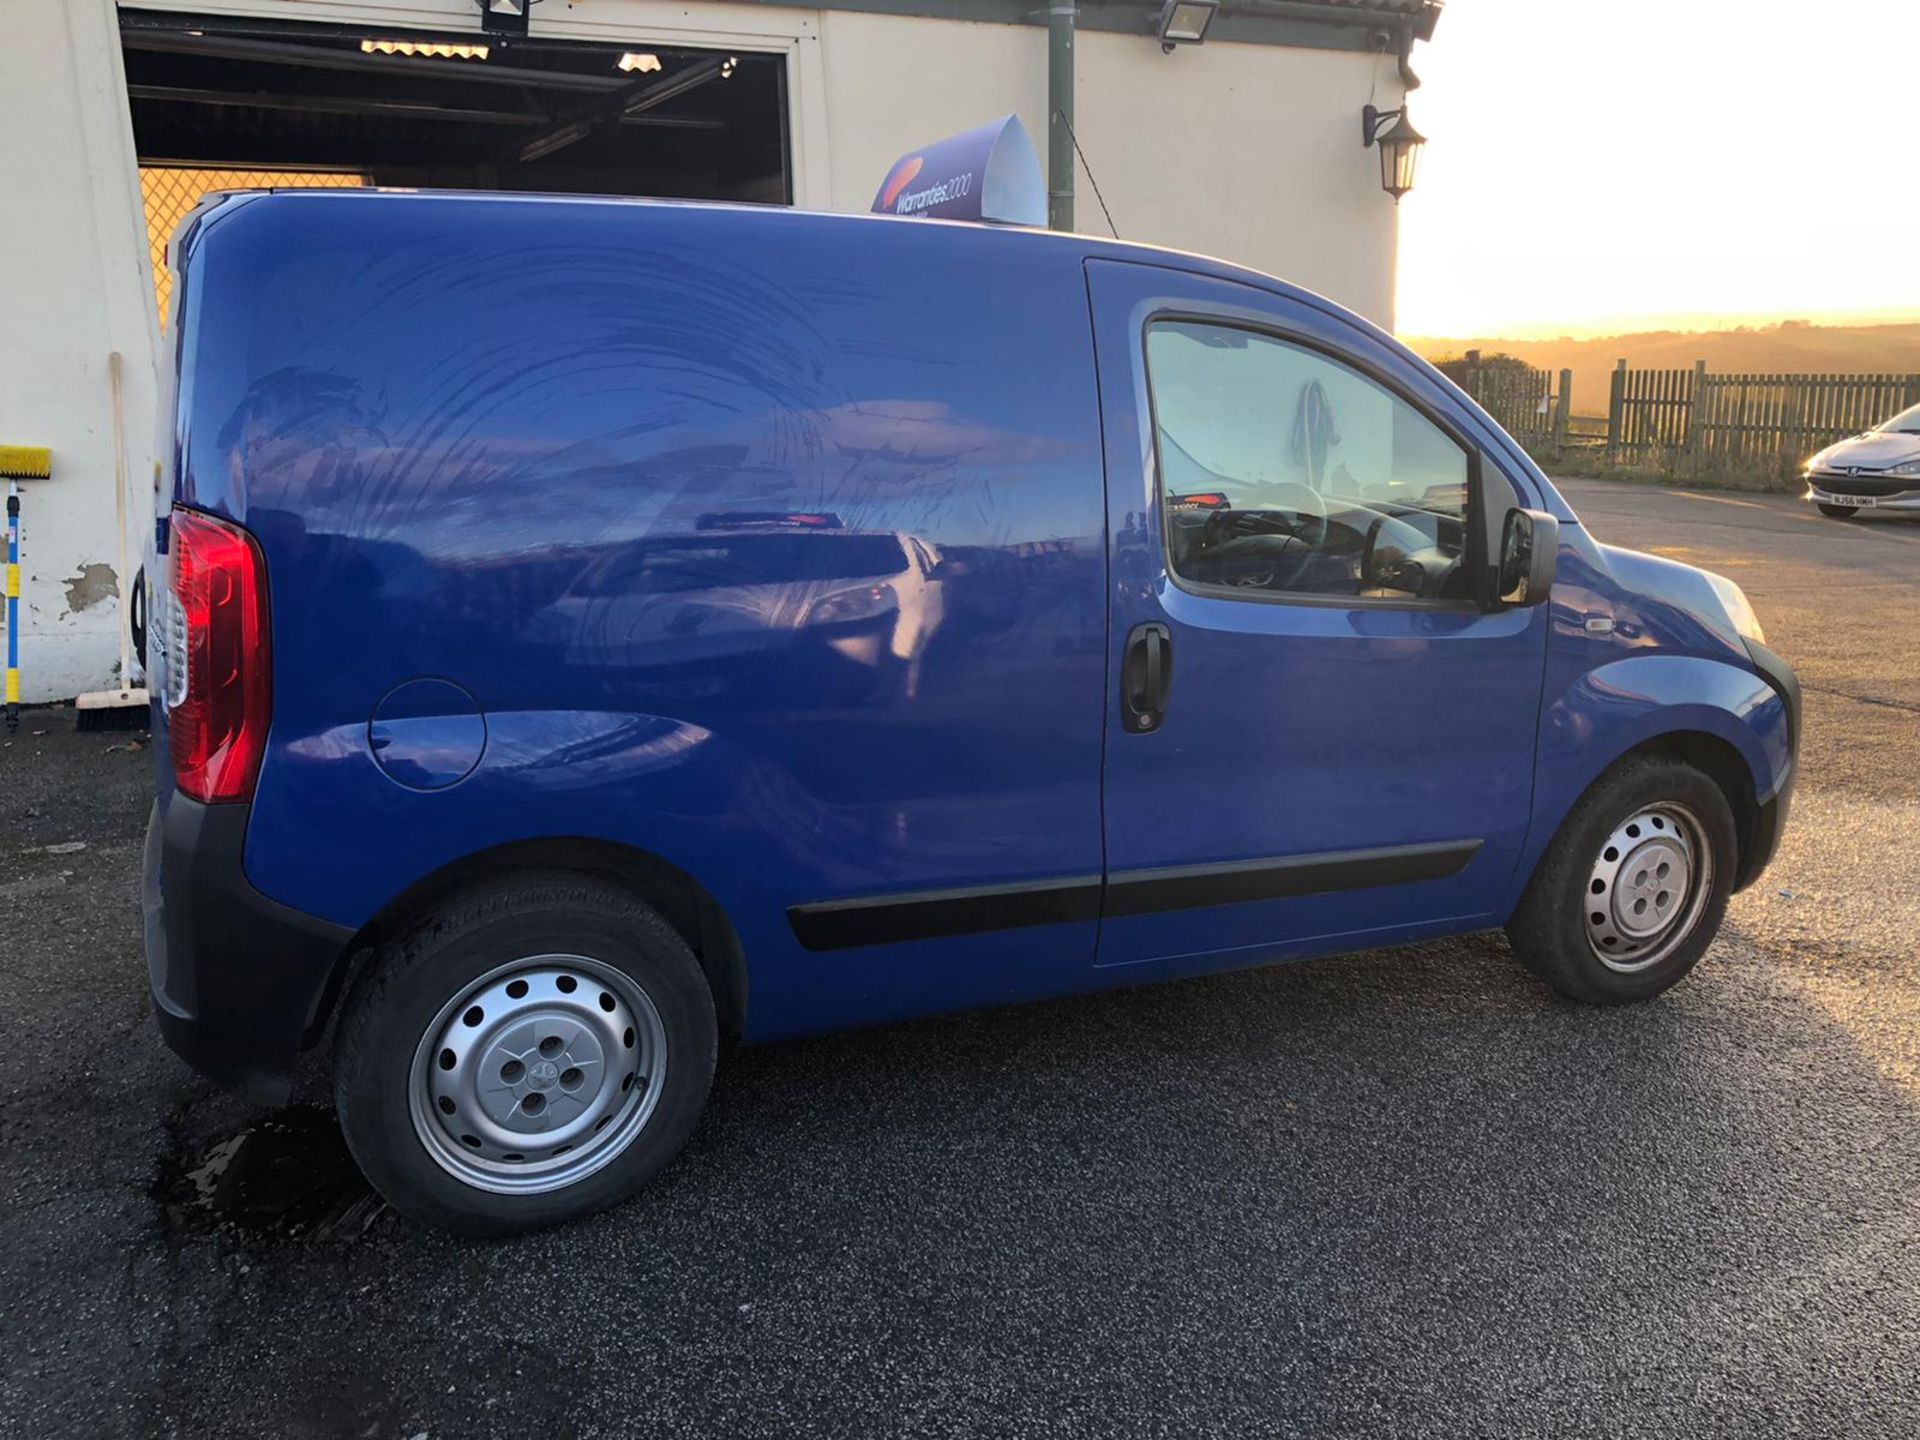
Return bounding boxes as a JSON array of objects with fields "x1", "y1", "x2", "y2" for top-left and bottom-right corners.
[{"x1": 1047, "y1": 2, "x2": 1074, "y2": 231}]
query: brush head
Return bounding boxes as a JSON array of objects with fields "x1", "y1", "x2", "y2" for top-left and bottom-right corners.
[
  {"x1": 76, "y1": 703, "x2": 152, "y2": 732},
  {"x1": 75, "y1": 688, "x2": 152, "y2": 731},
  {"x1": 0, "y1": 446, "x2": 52, "y2": 480}
]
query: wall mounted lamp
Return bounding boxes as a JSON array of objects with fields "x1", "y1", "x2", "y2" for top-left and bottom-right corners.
[
  {"x1": 1156, "y1": 1, "x2": 1219, "y2": 53},
  {"x1": 1361, "y1": 102, "x2": 1426, "y2": 201}
]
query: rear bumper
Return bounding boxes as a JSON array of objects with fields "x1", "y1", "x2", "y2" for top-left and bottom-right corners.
[
  {"x1": 1733, "y1": 639, "x2": 1801, "y2": 892},
  {"x1": 144, "y1": 795, "x2": 354, "y2": 1103}
]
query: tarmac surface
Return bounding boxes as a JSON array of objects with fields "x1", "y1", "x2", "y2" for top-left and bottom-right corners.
[{"x1": 2, "y1": 478, "x2": 1916, "y2": 1438}]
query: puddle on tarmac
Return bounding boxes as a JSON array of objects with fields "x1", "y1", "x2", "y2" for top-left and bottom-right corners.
[{"x1": 156, "y1": 1105, "x2": 384, "y2": 1242}]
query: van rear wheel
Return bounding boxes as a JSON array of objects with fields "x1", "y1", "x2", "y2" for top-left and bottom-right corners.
[
  {"x1": 334, "y1": 875, "x2": 716, "y2": 1236},
  {"x1": 1506, "y1": 756, "x2": 1738, "y2": 1004}
]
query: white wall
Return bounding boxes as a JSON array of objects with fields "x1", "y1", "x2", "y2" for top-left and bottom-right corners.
[
  {"x1": 12, "y1": 0, "x2": 1402, "y2": 702},
  {"x1": 818, "y1": 12, "x2": 1403, "y2": 326},
  {"x1": 0, "y1": 0, "x2": 159, "y2": 703},
  {"x1": 818, "y1": 10, "x2": 1048, "y2": 214},
  {"x1": 1076, "y1": 27, "x2": 1401, "y2": 326}
]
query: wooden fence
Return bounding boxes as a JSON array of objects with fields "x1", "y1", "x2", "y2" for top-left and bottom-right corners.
[
  {"x1": 1437, "y1": 354, "x2": 1919, "y2": 483},
  {"x1": 1453, "y1": 355, "x2": 1572, "y2": 454},
  {"x1": 1607, "y1": 364, "x2": 1695, "y2": 456},
  {"x1": 1693, "y1": 370, "x2": 1920, "y2": 469},
  {"x1": 1607, "y1": 361, "x2": 1920, "y2": 475}
]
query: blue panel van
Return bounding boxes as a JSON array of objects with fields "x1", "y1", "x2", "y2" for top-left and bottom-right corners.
[{"x1": 144, "y1": 192, "x2": 1798, "y2": 1234}]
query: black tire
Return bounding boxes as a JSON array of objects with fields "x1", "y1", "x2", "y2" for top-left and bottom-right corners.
[
  {"x1": 334, "y1": 874, "x2": 716, "y2": 1236},
  {"x1": 1506, "y1": 755, "x2": 1738, "y2": 1004},
  {"x1": 1816, "y1": 503, "x2": 1858, "y2": 519}
]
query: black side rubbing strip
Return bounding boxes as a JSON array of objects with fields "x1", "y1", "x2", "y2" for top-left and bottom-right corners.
[
  {"x1": 1101, "y1": 840, "x2": 1482, "y2": 919},
  {"x1": 785, "y1": 840, "x2": 1482, "y2": 951},
  {"x1": 788, "y1": 875, "x2": 1103, "y2": 952}
]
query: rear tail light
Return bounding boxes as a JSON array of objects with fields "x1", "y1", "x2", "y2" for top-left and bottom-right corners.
[{"x1": 163, "y1": 508, "x2": 270, "y2": 803}]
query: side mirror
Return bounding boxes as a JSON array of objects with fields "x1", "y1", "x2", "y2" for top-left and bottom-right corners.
[{"x1": 1498, "y1": 508, "x2": 1559, "y2": 606}]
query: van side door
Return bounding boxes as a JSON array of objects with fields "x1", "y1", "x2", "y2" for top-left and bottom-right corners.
[{"x1": 1086, "y1": 258, "x2": 1550, "y2": 972}]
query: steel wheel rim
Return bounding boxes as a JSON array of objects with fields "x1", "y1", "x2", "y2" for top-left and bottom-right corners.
[
  {"x1": 408, "y1": 954, "x2": 667, "y2": 1196},
  {"x1": 1584, "y1": 802, "x2": 1713, "y2": 974}
]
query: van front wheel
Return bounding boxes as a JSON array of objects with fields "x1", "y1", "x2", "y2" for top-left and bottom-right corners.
[
  {"x1": 334, "y1": 875, "x2": 716, "y2": 1236},
  {"x1": 1507, "y1": 756, "x2": 1738, "y2": 1004}
]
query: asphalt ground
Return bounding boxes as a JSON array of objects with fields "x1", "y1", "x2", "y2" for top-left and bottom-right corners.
[{"x1": 2, "y1": 479, "x2": 1916, "y2": 1438}]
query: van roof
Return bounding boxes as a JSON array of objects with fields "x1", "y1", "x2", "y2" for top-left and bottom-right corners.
[{"x1": 176, "y1": 185, "x2": 1387, "y2": 353}]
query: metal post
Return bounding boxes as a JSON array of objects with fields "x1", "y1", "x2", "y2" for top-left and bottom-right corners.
[
  {"x1": 1606, "y1": 358, "x2": 1627, "y2": 466},
  {"x1": 1048, "y1": 3, "x2": 1075, "y2": 232},
  {"x1": 5, "y1": 482, "x2": 19, "y2": 731}
]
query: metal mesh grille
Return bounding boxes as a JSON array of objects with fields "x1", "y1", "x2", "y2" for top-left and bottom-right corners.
[{"x1": 140, "y1": 167, "x2": 366, "y2": 324}]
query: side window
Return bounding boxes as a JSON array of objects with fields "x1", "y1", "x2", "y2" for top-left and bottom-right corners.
[{"x1": 1145, "y1": 320, "x2": 1474, "y2": 603}]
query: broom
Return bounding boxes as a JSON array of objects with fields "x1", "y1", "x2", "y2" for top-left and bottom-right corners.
[
  {"x1": 0, "y1": 444, "x2": 50, "y2": 733},
  {"x1": 75, "y1": 351, "x2": 149, "y2": 731}
]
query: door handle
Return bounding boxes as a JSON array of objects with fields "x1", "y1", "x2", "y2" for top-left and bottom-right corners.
[{"x1": 1122, "y1": 622, "x2": 1172, "y2": 734}]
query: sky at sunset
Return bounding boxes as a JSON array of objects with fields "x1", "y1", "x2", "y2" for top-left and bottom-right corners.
[{"x1": 1395, "y1": 0, "x2": 1919, "y2": 338}]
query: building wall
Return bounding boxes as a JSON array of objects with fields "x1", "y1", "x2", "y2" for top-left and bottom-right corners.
[
  {"x1": 0, "y1": 0, "x2": 160, "y2": 704},
  {"x1": 6, "y1": 0, "x2": 1403, "y2": 702},
  {"x1": 818, "y1": 11, "x2": 1402, "y2": 326},
  {"x1": 1076, "y1": 26, "x2": 1400, "y2": 326}
]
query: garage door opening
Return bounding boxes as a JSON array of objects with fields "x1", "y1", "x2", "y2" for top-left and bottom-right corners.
[{"x1": 121, "y1": 8, "x2": 789, "y2": 319}]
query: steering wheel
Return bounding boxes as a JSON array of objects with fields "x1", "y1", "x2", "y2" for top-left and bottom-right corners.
[
  {"x1": 1224, "y1": 482, "x2": 1327, "y2": 591},
  {"x1": 1256, "y1": 481, "x2": 1328, "y2": 549},
  {"x1": 1197, "y1": 493, "x2": 1326, "y2": 592},
  {"x1": 1196, "y1": 482, "x2": 1328, "y2": 550}
]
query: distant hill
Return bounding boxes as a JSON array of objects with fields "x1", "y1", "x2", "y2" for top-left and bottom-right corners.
[{"x1": 1403, "y1": 321, "x2": 1920, "y2": 415}]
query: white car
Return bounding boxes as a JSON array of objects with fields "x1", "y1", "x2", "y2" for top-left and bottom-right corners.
[
  {"x1": 1804, "y1": 402, "x2": 1920, "y2": 518},
  {"x1": 535, "y1": 521, "x2": 946, "y2": 697}
]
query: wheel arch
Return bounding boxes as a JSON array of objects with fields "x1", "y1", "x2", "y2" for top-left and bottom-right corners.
[
  {"x1": 1513, "y1": 726, "x2": 1765, "y2": 920},
  {"x1": 1618, "y1": 729, "x2": 1761, "y2": 883},
  {"x1": 1521, "y1": 650, "x2": 1792, "y2": 906},
  {"x1": 306, "y1": 837, "x2": 749, "y2": 1053}
]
